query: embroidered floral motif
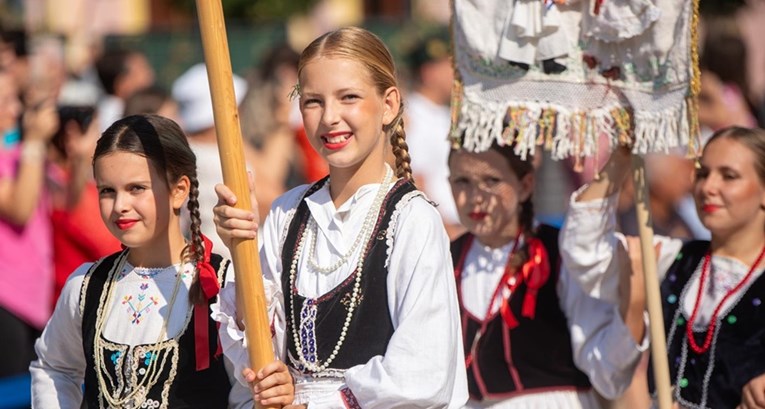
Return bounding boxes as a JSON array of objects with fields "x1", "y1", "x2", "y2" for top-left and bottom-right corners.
[
  {"x1": 122, "y1": 283, "x2": 160, "y2": 325},
  {"x1": 340, "y1": 291, "x2": 364, "y2": 310}
]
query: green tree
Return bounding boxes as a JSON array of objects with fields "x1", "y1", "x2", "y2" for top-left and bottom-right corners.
[{"x1": 169, "y1": 0, "x2": 316, "y2": 22}]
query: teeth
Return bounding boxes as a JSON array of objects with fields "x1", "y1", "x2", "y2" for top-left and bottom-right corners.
[{"x1": 325, "y1": 134, "x2": 350, "y2": 144}]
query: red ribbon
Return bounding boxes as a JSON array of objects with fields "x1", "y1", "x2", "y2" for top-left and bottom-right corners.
[
  {"x1": 194, "y1": 235, "x2": 220, "y2": 371},
  {"x1": 519, "y1": 237, "x2": 550, "y2": 320},
  {"x1": 498, "y1": 236, "x2": 550, "y2": 328}
]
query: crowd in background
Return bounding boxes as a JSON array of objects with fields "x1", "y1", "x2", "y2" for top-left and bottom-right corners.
[{"x1": 2, "y1": 0, "x2": 765, "y2": 407}]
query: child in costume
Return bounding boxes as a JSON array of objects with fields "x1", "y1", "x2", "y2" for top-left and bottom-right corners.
[
  {"x1": 560, "y1": 127, "x2": 765, "y2": 408},
  {"x1": 31, "y1": 114, "x2": 293, "y2": 408},
  {"x1": 448, "y1": 141, "x2": 647, "y2": 408},
  {"x1": 212, "y1": 27, "x2": 468, "y2": 408}
]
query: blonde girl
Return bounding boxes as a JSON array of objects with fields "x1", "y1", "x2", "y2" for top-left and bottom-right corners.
[{"x1": 212, "y1": 27, "x2": 468, "y2": 408}]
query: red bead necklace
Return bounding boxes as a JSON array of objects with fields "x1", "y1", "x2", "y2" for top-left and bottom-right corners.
[{"x1": 686, "y1": 243, "x2": 765, "y2": 354}]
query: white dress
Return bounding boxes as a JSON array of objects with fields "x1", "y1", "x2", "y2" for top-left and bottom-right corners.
[
  {"x1": 30, "y1": 260, "x2": 252, "y2": 409},
  {"x1": 213, "y1": 172, "x2": 469, "y2": 408},
  {"x1": 459, "y1": 236, "x2": 648, "y2": 408}
]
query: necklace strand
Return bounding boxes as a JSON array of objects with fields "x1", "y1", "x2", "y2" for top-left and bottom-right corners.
[
  {"x1": 93, "y1": 252, "x2": 185, "y2": 407},
  {"x1": 307, "y1": 167, "x2": 393, "y2": 274},
  {"x1": 686, "y1": 244, "x2": 765, "y2": 354},
  {"x1": 290, "y1": 168, "x2": 394, "y2": 372}
]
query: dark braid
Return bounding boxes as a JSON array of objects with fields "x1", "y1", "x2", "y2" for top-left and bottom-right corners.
[
  {"x1": 388, "y1": 105, "x2": 416, "y2": 185},
  {"x1": 186, "y1": 175, "x2": 206, "y2": 305}
]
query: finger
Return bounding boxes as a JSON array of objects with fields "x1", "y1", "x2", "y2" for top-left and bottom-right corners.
[
  {"x1": 242, "y1": 367, "x2": 257, "y2": 383},
  {"x1": 257, "y1": 384, "x2": 295, "y2": 406},
  {"x1": 254, "y1": 369, "x2": 291, "y2": 392},
  {"x1": 751, "y1": 384, "x2": 765, "y2": 408},
  {"x1": 255, "y1": 360, "x2": 288, "y2": 381},
  {"x1": 213, "y1": 203, "x2": 257, "y2": 224},
  {"x1": 215, "y1": 183, "x2": 238, "y2": 206}
]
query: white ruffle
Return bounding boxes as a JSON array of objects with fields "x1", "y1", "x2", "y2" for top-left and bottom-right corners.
[{"x1": 384, "y1": 190, "x2": 426, "y2": 269}]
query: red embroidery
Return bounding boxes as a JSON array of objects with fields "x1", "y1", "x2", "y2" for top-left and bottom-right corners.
[{"x1": 340, "y1": 387, "x2": 361, "y2": 409}]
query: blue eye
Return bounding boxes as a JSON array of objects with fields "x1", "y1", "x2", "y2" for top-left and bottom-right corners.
[{"x1": 98, "y1": 187, "x2": 114, "y2": 196}]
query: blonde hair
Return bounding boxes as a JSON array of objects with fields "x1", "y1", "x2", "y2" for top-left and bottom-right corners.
[{"x1": 298, "y1": 27, "x2": 414, "y2": 183}]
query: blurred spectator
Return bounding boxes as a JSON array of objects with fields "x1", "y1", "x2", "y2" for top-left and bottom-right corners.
[
  {"x1": 0, "y1": 28, "x2": 31, "y2": 100},
  {"x1": 698, "y1": 16, "x2": 760, "y2": 131},
  {"x1": 0, "y1": 69, "x2": 58, "y2": 378},
  {"x1": 123, "y1": 85, "x2": 181, "y2": 125},
  {"x1": 403, "y1": 29, "x2": 464, "y2": 239},
  {"x1": 239, "y1": 44, "x2": 309, "y2": 194},
  {"x1": 48, "y1": 106, "x2": 121, "y2": 304},
  {"x1": 95, "y1": 48, "x2": 155, "y2": 131},
  {"x1": 172, "y1": 63, "x2": 256, "y2": 258}
]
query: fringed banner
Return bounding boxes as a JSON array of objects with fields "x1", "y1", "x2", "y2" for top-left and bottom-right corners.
[{"x1": 450, "y1": 0, "x2": 700, "y2": 160}]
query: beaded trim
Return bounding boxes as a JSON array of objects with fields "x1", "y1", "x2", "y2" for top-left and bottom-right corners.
[
  {"x1": 91, "y1": 253, "x2": 194, "y2": 409},
  {"x1": 288, "y1": 169, "x2": 394, "y2": 373},
  {"x1": 664, "y1": 257, "x2": 760, "y2": 408}
]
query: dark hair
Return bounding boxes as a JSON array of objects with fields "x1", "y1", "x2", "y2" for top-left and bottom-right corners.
[
  {"x1": 96, "y1": 49, "x2": 135, "y2": 95},
  {"x1": 258, "y1": 44, "x2": 299, "y2": 83},
  {"x1": 51, "y1": 106, "x2": 96, "y2": 159},
  {"x1": 705, "y1": 126, "x2": 765, "y2": 185},
  {"x1": 94, "y1": 114, "x2": 207, "y2": 304},
  {"x1": 0, "y1": 28, "x2": 28, "y2": 57},
  {"x1": 298, "y1": 27, "x2": 415, "y2": 184},
  {"x1": 123, "y1": 85, "x2": 172, "y2": 117}
]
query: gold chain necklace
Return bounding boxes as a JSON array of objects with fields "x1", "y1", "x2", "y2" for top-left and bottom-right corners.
[{"x1": 92, "y1": 251, "x2": 185, "y2": 408}]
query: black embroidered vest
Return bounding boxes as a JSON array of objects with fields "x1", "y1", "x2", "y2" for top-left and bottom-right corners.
[
  {"x1": 452, "y1": 225, "x2": 591, "y2": 400},
  {"x1": 80, "y1": 251, "x2": 232, "y2": 409},
  {"x1": 652, "y1": 240, "x2": 765, "y2": 409},
  {"x1": 281, "y1": 177, "x2": 416, "y2": 374}
]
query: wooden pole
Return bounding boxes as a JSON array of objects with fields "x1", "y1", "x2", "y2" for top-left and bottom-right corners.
[
  {"x1": 194, "y1": 2, "x2": 275, "y2": 408},
  {"x1": 632, "y1": 155, "x2": 673, "y2": 409}
]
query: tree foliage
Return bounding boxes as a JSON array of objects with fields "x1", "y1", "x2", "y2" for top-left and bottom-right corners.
[{"x1": 169, "y1": 0, "x2": 316, "y2": 22}]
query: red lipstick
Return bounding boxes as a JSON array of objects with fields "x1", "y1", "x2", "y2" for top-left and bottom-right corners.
[
  {"x1": 702, "y1": 204, "x2": 720, "y2": 213},
  {"x1": 468, "y1": 211, "x2": 487, "y2": 221},
  {"x1": 322, "y1": 131, "x2": 352, "y2": 150},
  {"x1": 115, "y1": 219, "x2": 138, "y2": 230}
]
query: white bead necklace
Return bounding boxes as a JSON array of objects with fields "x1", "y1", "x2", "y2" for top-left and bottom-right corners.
[
  {"x1": 290, "y1": 167, "x2": 394, "y2": 372},
  {"x1": 92, "y1": 251, "x2": 185, "y2": 408},
  {"x1": 306, "y1": 166, "x2": 393, "y2": 274}
]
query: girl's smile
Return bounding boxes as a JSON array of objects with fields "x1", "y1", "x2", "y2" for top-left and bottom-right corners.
[{"x1": 321, "y1": 131, "x2": 353, "y2": 150}]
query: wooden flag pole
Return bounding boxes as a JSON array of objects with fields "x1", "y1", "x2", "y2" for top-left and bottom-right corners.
[
  {"x1": 194, "y1": 2, "x2": 275, "y2": 408},
  {"x1": 632, "y1": 155, "x2": 672, "y2": 409}
]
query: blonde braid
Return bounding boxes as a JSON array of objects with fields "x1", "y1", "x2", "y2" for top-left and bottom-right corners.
[{"x1": 388, "y1": 106, "x2": 415, "y2": 185}]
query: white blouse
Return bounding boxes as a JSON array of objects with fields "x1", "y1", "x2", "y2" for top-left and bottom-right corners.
[
  {"x1": 460, "y1": 236, "x2": 648, "y2": 407},
  {"x1": 559, "y1": 187, "x2": 765, "y2": 329},
  {"x1": 213, "y1": 175, "x2": 469, "y2": 408},
  {"x1": 30, "y1": 260, "x2": 252, "y2": 409}
]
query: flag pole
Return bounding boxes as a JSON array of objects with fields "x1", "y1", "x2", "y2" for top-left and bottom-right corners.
[{"x1": 194, "y1": 2, "x2": 276, "y2": 408}]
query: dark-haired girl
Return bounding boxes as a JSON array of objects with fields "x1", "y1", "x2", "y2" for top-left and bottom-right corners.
[
  {"x1": 448, "y1": 142, "x2": 647, "y2": 408},
  {"x1": 31, "y1": 114, "x2": 293, "y2": 408}
]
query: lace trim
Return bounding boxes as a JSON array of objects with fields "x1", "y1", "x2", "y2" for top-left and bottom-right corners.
[
  {"x1": 384, "y1": 190, "x2": 426, "y2": 269},
  {"x1": 280, "y1": 184, "x2": 314, "y2": 252}
]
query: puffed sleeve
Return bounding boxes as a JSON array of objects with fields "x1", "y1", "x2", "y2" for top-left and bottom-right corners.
[
  {"x1": 558, "y1": 262, "x2": 648, "y2": 399},
  {"x1": 212, "y1": 185, "x2": 308, "y2": 387},
  {"x1": 559, "y1": 186, "x2": 682, "y2": 304},
  {"x1": 317, "y1": 195, "x2": 468, "y2": 409},
  {"x1": 30, "y1": 264, "x2": 91, "y2": 409}
]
